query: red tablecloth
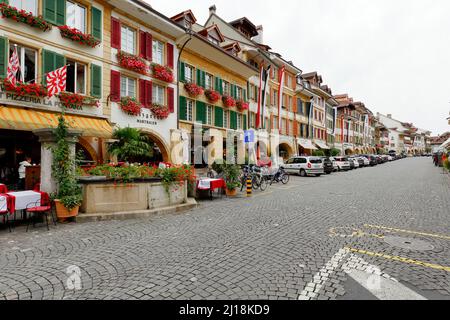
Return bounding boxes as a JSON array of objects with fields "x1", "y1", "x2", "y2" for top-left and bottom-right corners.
[
  {"x1": 0, "y1": 184, "x2": 7, "y2": 194},
  {"x1": 0, "y1": 191, "x2": 49, "y2": 214},
  {"x1": 197, "y1": 178, "x2": 226, "y2": 191}
]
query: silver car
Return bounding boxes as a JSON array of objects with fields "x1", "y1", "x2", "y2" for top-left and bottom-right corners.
[
  {"x1": 283, "y1": 156, "x2": 324, "y2": 177},
  {"x1": 333, "y1": 157, "x2": 351, "y2": 171}
]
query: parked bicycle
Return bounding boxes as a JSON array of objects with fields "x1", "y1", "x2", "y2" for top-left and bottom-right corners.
[{"x1": 269, "y1": 166, "x2": 289, "y2": 185}]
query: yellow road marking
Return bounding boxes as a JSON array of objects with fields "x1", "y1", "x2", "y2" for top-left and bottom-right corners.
[
  {"x1": 364, "y1": 224, "x2": 450, "y2": 241},
  {"x1": 346, "y1": 247, "x2": 450, "y2": 272},
  {"x1": 329, "y1": 227, "x2": 385, "y2": 239}
]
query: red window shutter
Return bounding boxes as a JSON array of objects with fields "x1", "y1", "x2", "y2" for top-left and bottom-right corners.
[
  {"x1": 139, "y1": 31, "x2": 146, "y2": 58},
  {"x1": 146, "y1": 33, "x2": 153, "y2": 61},
  {"x1": 139, "y1": 79, "x2": 146, "y2": 106},
  {"x1": 145, "y1": 80, "x2": 152, "y2": 107},
  {"x1": 166, "y1": 43, "x2": 174, "y2": 69},
  {"x1": 167, "y1": 86, "x2": 174, "y2": 113},
  {"x1": 111, "y1": 17, "x2": 121, "y2": 49},
  {"x1": 110, "y1": 70, "x2": 121, "y2": 102}
]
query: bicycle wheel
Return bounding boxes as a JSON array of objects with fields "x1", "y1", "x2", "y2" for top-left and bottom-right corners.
[
  {"x1": 260, "y1": 177, "x2": 268, "y2": 191},
  {"x1": 281, "y1": 173, "x2": 290, "y2": 184},
  {"x1": 252, "y1": 176, "x2": 260, "y2": 190}
]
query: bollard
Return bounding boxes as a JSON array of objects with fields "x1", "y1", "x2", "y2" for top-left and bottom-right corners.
[{"x1": 246, "y1": 176, "x2": 252, "y2": 197}]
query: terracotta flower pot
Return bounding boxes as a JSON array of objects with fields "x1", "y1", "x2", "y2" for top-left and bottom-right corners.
[
  {"x1": 54, "y1": 200, "x2": 79, "y2": 220},
  {"x1": 225, "y1": 188, "x2": 237, "y2": 197}
]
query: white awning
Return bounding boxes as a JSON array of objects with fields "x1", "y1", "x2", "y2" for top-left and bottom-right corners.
[
  {"x1": 297, "y1": 138, "x2": 317, "y2": 150},
  {"x1": 315, "y1": 141, "x2": 330, "y2": 150},
  {"x1": 439, "y1": 138, "x2": 450, "y2": 150}
]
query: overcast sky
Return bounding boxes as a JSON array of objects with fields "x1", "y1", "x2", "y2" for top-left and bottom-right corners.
[{"x1": 146, "y1": 0, "x2": 450, "y2": 135}]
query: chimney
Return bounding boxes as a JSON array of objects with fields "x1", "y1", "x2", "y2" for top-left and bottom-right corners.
[
  {"x1": 209, "y1": 5, "x2": 216, "y2": 14},
  {"x1": 387, "y1": 114, "x2": 392, "y2": 119},
  {"x1": 253, "y1": 25, "x2": 264, "y2": 44}
]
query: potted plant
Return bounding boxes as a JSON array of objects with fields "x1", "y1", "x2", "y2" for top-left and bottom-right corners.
[
  {"x1": 212, "y1": 162, "x2": 241, "y2": 197},
  {"x1": 52, "y1": 116, "x2": 83, "y2": 220}
]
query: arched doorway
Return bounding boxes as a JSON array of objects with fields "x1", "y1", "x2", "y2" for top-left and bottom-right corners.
[
  {"x1": 136, "y1": 129, "x2": 170, "y2": 163},
  {"x1": 77, "y1": 137, "x2": 98, "y2": 163},
  {"x1": 278, "y1": 143, "x2": 294, "y2": 161},
  {"x1": 345, "y1": 149, "x2": 353, "y2": 156}
]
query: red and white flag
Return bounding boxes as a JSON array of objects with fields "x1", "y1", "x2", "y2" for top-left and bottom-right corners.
[
  {"x1": 6, "y1": 46, "x2": 20, "y2": 85},
  {"x1": 277, "y1": 65, "x2": 286, "y2": 133},
  {"x1": 46, "y1": 66, "x2": 67, "y2": 97}
]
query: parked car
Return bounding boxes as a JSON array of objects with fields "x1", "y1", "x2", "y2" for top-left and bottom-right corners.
[
  {"x1": 329, "y1": 157, "x2": 339, "y2": 172},
  {"x1": 284, "y1": 156, "x2": 324, "y2": 177},
  {"x1": 349, "y1": 157, "x2": 360, "y2": 169},
  {"x1": 355, "y1": 157, "x2": 365, "y2": 167},
  {"x1": 359, "y1": 156, "x2": 370, "y2": 166},
  {"x1": 387, "y1": 155, "x2": 394, "y2": 161},
  {"x1": 321, "y1": 157, "x2": 334, "y2": 175},
  {"x1": 367, "y1": 155, "x2": 378, "y2": 166},
  {"x1": 375, "y1": 155, "x2": 383, "y2": 164},
  {"x1": 381, "y1": 155, "x2": 389, "y2": 163},
  {"x1": 333, "y1": 157, "x2": 351, "y2": 171}
]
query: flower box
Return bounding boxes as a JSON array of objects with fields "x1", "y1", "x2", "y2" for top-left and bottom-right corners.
[
  {"x1": 0, "y1": 3, "x2": 52, "y2": 32},
  {"x1": 151, "y1": 64, "x2": 174, "y2": 83},
  {"x1": 117, "y1": 51, "x2": 148, "y2": 75},
  {"x1": 222, "y1": 95, "x2": 236, "y2": 108},
  {"x1": 184, "y1": 82, "x2": 204, "y2": 98},
  {"x1": 59, "y1": 92, "x2": 100, "y2": 110},
  {"x1": 205, "y1": 89, "x2": 221, "y2": 103},
  {"x1": 58, "y1": 25, "x2": 100, "y2": 48},
  {"x1": 120, "y1": 97, "x2": 142, "y2": 116},
  {"x1": 236, "y1": 100, "x2": 249, "y2": 111},
  {"x1": 2, "y1": 78, "x2": 47, "y2": 97},
  {"x1": 149, "y1": 103, "x2": 170, "y2": 120}
]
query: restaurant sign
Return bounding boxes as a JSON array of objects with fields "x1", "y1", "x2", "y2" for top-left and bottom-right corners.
[{"x1": 0, "y1": 86, "x2": 102, "y2": 117}]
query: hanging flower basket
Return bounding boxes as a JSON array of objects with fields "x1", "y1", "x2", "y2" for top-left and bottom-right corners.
[
  {"x1": 117, "y1": 51, "x2": 148, "y2": 75},
  {"x1": 236, "y1": 100, "x2": 249, "y2": 111},
  {"x1": 58, "y1": 25, "x2": 100, "y2": 48},
  {"x1": 149, "y1": 103, "x2": 170, "y2": 120},
  {"x1": 222, "y1": 95, "x2": 236, "y2": 108},
  {"x1": 0, "y1": 3, "x2": 52, "y2": 32},
  {"x1": 205, "y1": 89, "x2": 221, "y2": 103},
  {"x1": 120, "y1": 97, "x2": 142, "y2": 116},
  {"x1": 184, "y1": 82, "x2": 204, "y2": 98},
  {"x1": 59, "y1": 92, "x2": 100, "y2": 110},
  {"x1": 2, "y1": 78, "x2": 47, "y2": 97},
  {"x1": 151, "y1": 64, "x2": 174, "y2": 83}
]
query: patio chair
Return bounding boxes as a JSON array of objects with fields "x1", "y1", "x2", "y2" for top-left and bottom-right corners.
[
  {"x1": 25, "y1": 197, "x2": 54, "y2": 232},
  {"x1": 0, "y1": 195, "x2": 11, "y2": 232}
]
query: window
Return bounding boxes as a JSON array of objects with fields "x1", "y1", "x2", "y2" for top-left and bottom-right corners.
[
  {"x1": 10, "y1": 0, "x2": 37, "y2": 15},
  {"x1": 66, "y1": 1, "x2": 86, "y2": 33},
  {"x1": 223, "y1": 81, "x2": 230, "y2": 95},
  {"x1": 121, "y1": 25, "x2": 136, "y2": 54},
  {"x1": 66, "y1": 60, "x2": 86, "y2": 94},
  {"x1": 120, "y1": 76, "x2": 136, "y2": 98},
  {"x1": 237, "y1": 114, "x2": 242, "y2": 129},
  {"x1": 206, "y1": 105, "x2": 213, "y2": 125},
  {"x1": 9, "y1": 43, "x2": 37, "y2": 83},
  {"x1": 184, "y1": 64, "x2": 194, "y2": 83},
  {"x1": 186, "y1": 99, "x2": 194, "y2": 122},
  {"x1": 207, "y1": 36, "x2": 219, "y2": 46},
  {"x1": 273, "y1": 116, "x2": 278, "y2": 129},
  {"x1": 152, "y1": 39, "x2": 164, "y2": 65},
  {"x1": 236, "y1": 86, "x2": 242, "y2": 100},
  {"x1": 205, "y1": 73, "x2": 213, "y2": 90},
  {"x1": 223, "y1": 110, "x2": 229, "y2": 128},
  {"x1": 152, "y1": 84, "x2": 165, "y2": 105}
]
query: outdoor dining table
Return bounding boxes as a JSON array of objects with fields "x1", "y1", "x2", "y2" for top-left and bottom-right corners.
[
  {"x1": 2, "y1": 191, "x2": 44, "y2": 215},
  {"x1": 196, "y1": 178, "x2": 226, "y2": 200}
]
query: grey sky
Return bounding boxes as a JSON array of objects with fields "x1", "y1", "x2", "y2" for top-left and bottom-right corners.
[{"x1": 146, "y1": 0, "x2": 450, "y2": 135}]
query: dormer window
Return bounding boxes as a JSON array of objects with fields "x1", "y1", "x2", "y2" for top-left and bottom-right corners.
[{"x1": 208, "y1": 36, "x2": 220, "y2": 46}]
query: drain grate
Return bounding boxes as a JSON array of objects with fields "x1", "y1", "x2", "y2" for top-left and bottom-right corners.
[{"x1": 384, "y1": 236, "x2": 435, "y2": 251}]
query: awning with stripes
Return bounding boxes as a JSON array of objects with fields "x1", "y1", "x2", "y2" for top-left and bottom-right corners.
[{"x1": 0, "y1": 106, "x2": 112, "y2": 138}]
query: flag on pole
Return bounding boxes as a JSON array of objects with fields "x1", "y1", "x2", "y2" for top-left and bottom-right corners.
[
  {"x1": 277, "y1": 65, "x2": 286, "y2": 133},
  {"x1": 256, "y1": 65, "x2": 264, "y2": 129},
  {"x1": 6, "y1": 46, "x2": 20, "y2": 85},
  {"x1": 309, "y1": 99, "x2": 314, "y2": 138},
  {"x1": 46, "y1": 66, "x2": 67, "y2": 97},
  {"x1": 257, "y1": 65, "x2": 271, "y2": 129}
]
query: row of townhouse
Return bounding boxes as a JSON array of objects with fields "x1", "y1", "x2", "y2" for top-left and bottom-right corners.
[{"x1": 0, "y1": 1, "x2": 431, "y2": 189}]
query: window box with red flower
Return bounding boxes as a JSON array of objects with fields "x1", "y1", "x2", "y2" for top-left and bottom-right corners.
[
  {"x1": 117, "y1": 51, "x2": 148, "y2": 75},
  {"x1": 58, "y1": 25, "x2": 100, "y2": 48},
  {"x1": 205, "y1": 89, "x2": 221, "y2": 104},
  {"x1": 2, "y1": 78, "x2": 47, "y2": 97},
  {"x1": 59, "y1": 92, "x2": 100, "y2": 110},
  {"x1": 0, "y1": 3, "x2": 52, "y2": 32},
  {"x1": 222, "y1": 95, "x2": 236, "y2": 108},
  {"x1": 120, "y1": 97, "x2": 142, "y2": 116},
  {"x1": 236, "y1": 100, "x2": 249, "y2": 111},
  {"x1": 149, "y1": 103, "x2": 170, "y2": 120},
  {"x1": 151, "y1": 63, "x2": 174, "y2": 83},
  {"x1": 184, "y1": 82, "x2": 204, "y2": 98}
]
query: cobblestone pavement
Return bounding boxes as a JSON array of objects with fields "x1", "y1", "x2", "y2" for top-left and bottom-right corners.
[{"x1": 0, "y1": 157, "x2": 449, "y2": 300}]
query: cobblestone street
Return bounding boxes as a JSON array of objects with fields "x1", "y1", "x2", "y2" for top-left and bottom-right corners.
[{"x1": 0, "y1": 157, "x2": 449, "y2": 300}]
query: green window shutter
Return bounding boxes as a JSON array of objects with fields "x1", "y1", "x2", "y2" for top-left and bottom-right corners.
[
  {"x1": 243, "y1": 114, "x2": 247, "y2": 130},
  {"x1": 90, "y1": 64, "x2": 102, "y2": 98},
  {"x1": 180, "y1": 62, "x2": 186, "y2": 82},
  {"x1": 0, "y1": 36, "x2": 7, "y2": 78},
  {"x1": 196, "y1": 101, "x2": 206, "y2": 124},
  {"x1": 196, "y1": 69, "x2": 202, "y2": 87},
  {"x1": 214, "y1": 77, "x2": 220, "y2": 92},
  {"x1": 201, "y1": 71, "x2": 206, "y2": 88},
  {"x1": 55, "y1": 52, "x2": 66, "y2": 69},
  {"x1": 230, "y1": 84, "x2": 234, "y2": 98},
  {"x1": 56, "y1": 0, "x2": 66, "y2": 26},
  {"x1": 44, "y1": 0, "x2": 57, "y2": 24},
  {"x1": 243, "y1": 89, "x2": 247, "y2": 102},
  {"x1": 91, "y1": 7, "x2": 102, "y2": 41},
  {"x1": 42, "y1": 49, "x2": 55, "y2": 85},
  {"x1": 179, "y1": 96, "x2": 187, "y2": 120},
  {"x1": 230, "y1": 111, "x2": 237, "y2": 130},
  {"x1": 214, "y1": 106, "x2": 223, "y2": 127},
  {"x1": 0, "y1": 0, "x2": 9, "y2": 4}
]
